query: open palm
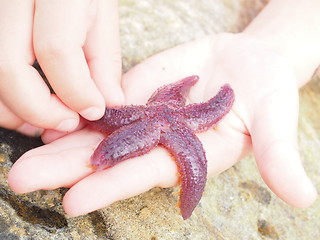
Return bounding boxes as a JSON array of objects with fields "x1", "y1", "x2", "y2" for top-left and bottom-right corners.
[{"x1": 8, "y1": 33, "x2": 316, "y2": 217}]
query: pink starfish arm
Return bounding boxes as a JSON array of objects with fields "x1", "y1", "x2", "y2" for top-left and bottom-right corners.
[
  {"x1": 88, "y1": 105, "x2": 147, "y2": 135},
  {"x1": 159, "y1": 122, "x2": 207, "y2": 220},
  {"x1": 91, "y1": 119, "x2": 161, "y2": 170},
  {"x1": 147, "y1": 75, "x2": 199, "y2": 108},
  {"x1": 181, "y1": 84, "x2": 235, "y2": 132}
]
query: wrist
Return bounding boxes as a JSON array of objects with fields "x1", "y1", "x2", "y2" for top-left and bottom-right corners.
[{"x1": 243, "y1": 0, "x2": 320, "y2": 87}]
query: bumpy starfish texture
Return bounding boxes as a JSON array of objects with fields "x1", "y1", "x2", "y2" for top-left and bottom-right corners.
[{"x1": 88, "y1": 75, "x2": 235, "y2": 220}]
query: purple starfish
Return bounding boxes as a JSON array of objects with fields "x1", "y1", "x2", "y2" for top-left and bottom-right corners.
[{"x1": 88, "y1": 75, "x2": 235, "y2": 219}]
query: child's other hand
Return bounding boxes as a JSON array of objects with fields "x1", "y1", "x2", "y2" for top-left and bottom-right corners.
[{"x1": 0, "y1": 0, "x2": 124, "y2": 135}]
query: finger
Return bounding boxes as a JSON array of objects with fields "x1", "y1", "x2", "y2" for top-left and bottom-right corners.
[
  {"x1": 8, "y1": 126, "x2": 176, "y2": 190},
  {"x1": 34, "y1": 0, "x2": 105, "y2": 120},
  {"x1": 0, "y1": 99, "x2": 44, "y2": 137},
  {"x1": 250, "y1": 87, "x2": 317, "y2": 207},
  {"x1": 0, "y1": 64, "x2": 80, "y2": 131},
  {"x1": 84, "y1": 0, "x2": 124, "y2": 106},
  {"x1": 0, "y1": 1, "x2": 79, "y2": 131},
  {"x1": 200, "y1": 117, "x2": 252, "y2": 176},
  {"x1": 63, "y1": 147, "x2": 177, "y2": 217},
  {"x1": 8, "y1": 129, "x2": 101, "y2": 193}
]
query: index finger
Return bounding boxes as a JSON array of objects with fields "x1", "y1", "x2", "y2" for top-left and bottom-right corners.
[{"x1": 34, "y1": 0, "x2": 106, "y2": 120}]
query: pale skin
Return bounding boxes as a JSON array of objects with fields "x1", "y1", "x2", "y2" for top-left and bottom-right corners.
[
  {"x1": 7, "y1": 0, "x2": 320, "y2": 217},
  {"x1": 0, "y1": 0, "x2": 124, "y2": 134}
]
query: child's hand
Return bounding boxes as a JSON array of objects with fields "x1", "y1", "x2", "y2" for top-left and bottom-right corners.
[
  {"x1": 8, "y1": 34, "x2": 317, "y2": 217},
  {"x1": 0, "y1": 0, "x2": 124, "y2": 135}
]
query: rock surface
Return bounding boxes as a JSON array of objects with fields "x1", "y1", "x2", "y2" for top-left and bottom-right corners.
[{"x1": 1, "y1": 0, "x2": 320, "y2": 239}]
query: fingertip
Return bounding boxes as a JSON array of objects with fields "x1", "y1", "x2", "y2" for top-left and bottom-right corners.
[
  {"x1": 62, "y1": 176, "x2": 103, "y2": 217},
  {"x1": 291, "y1": 180, "x2": 317, "y2": 208},
  {"x1": 54, "y1": 118, "x2": 80, "y2": 132},
  {"x1": 79, "y1": 106, "x2": 105, "y2": 121},
  {"x1": 63, "y1": 193, "x2": 88, "y2": 217},
  {"x1": 278, "y1": 174, "x2": 317, "y2": 208},
  {"x1": 105, "y1": 84, "x2": 125, "y2": 107},
  {"x1": 62, "y1": 189, "x2": 80, "y2": 217},
  {"x1": 88, "y1": 63, "x2": 124, "y2": 107},
  {"x1": 8, "y1": 158, "x2": 33, "y2": 194},
  {"x1": 8, "y1": 152, "x2": 59, "y2": 194},
  {"x1": 256, "y1": 142, "x2": 317, "y2": 208}
]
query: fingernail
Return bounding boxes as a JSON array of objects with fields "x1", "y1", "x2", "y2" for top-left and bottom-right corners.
[
  {"x1": 55, "y1": 118, "x2": 78, "y2": 132},
  {"x1": 80, "y1": 107, "x2": 104, "y2": 121}
]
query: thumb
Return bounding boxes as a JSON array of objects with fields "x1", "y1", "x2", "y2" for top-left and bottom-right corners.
[{"x1": 250, "y1": 86, "x2": 317, "y2": 207}]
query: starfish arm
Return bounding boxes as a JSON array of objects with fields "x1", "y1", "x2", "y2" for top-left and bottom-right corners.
[
  {"x1": 159, "y1": 122, "x2": 207, "y2": 220},
  {"x1": 181, "y1": 84, "x2": 235, "y2": 132},
  {"x1": 147, "y1": 75, "x2": 199, "y2": 108},
  {"x1": 91, "y1": 119, "x2": 161, "y2": 170},
  {"x1": 87, "y1": 105, "x2": 147, "y2": 135}
]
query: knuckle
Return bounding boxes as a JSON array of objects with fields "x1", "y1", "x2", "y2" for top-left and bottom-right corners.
[
  {"x1": 24, "y1": 110, "x2": 49, "y2": 127},
  {"x1": 35, "y1": 37, "x2": 70, "y2": 60},
  {"x1": 109, "y1": 50, "x2": 122, "y2": 70},
  {"x1": 111, "y1": 50, "x2": 122, "y2": 64},
  {"x1": 19, "y1": 102, "x2": 54, "y2": 128},
  {"x1": 0, "y1": 60, "x2": 15, "y2": 78}
]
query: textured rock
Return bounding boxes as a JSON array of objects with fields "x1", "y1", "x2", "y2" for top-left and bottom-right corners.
[{"x1": 1, "y1": 0, "x2": 320, "y2": 239}]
